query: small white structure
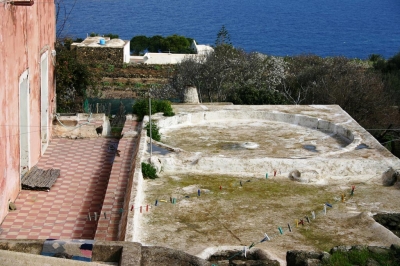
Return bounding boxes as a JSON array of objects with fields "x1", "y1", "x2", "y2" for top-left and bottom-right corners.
[
  {"x1": 130, "y1": 40, "x2": 214, "y2": 65},
  {"x1": 190, "y1": 40, "x2": 214, "y2": 55},
  {"x1": 72, "y1": 36, "x2": 131, "y2": 64}
]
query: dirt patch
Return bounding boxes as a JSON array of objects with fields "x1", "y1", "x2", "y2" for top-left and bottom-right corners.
[{"x1": 137, "y1": 175, "x2": 400, "y2": 263}]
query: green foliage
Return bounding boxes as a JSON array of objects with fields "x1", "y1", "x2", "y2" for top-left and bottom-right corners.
[
  {"x1": 130, "y1": 34, "x2": 195, "y2": 55},
  {"x1": 132, "y1": 99, "x2": 157, "y2": 121},
  {"x1": 215, "y1": 25, "x2": 232, "y2": 46},
  {"x1": 106, "y1": 64, "x2": 115, "y2": 72},
  {"x1": 227, "y1": 84, "x2": 289, "y2": 105},
  {"x1": 371, "y1": 51, "x2": 400, "y2": 108},
  {"x1": 134, "y1": 83, "x2": 144, "y2": 88},
  {"x1": 141, "y1": 162, "x2": 158, "y2": 179},
  {"x1": 157, "y1": 100, "x2": 175, "y2": 116},
  {"x1": 89, "y1": 32, "x2": 119, "y2": 39},
  {"x1": 55, "y1": 38, "x2": 98, "y2": 112},
  {"x1": 130, "y1": 35, "x2": 150, "y2": 55},
  {"x1": 170, "y1": 40, "x2": 288, "y2": 103},
  {"x1": 132, "y1": 99, "x2": 175, "y2": 121},
  {"x1": 146, "y1": 123, "x2": 161, "y2": 142},
  {"x1": 323, "y1": 247, "x2": 396, "y2": 266},
  {"x1": 103, "y1": 33, "x2": 119, "y2": 39}
]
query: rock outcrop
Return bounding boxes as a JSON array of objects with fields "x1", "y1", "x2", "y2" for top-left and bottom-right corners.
[{"x1": 286, "y1": 245, "x2": 400, "y2": 266}]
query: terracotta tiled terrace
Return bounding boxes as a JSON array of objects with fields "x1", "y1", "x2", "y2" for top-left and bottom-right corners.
[{"x1": 0, "y1": 120, "x2": 139, "y2": 241}]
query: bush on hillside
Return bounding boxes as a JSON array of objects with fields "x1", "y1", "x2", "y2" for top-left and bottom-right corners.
[
  {"x1": 132, "y1": 99, "x2": 175, "y2": 121},
  {"x1": 141, "y1": 162, "x2": 158, "y2": 179},
  {"x1": 145, "y1": 123, "x2": 161, "y2": 142}
]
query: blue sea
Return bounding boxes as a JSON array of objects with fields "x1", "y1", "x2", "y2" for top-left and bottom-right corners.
[{"x1": 59, "y1": 0, "x2": 400, "y2": 59}]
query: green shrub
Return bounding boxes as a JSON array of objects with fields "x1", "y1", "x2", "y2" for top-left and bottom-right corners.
[
  {"x1": 106, "y1": 64, "x2": 115, "y2": 72},
  {"x1": 132, "y1": 99, "x2": 175, "y2": 121},
  {"x1": 145, "y1": 123, "x2": 161, "y2": 141},
  {"x1": 157, "y1": 100, "x2": 175, "y2": 116},
  {"x1": 141, "y1": 162, "x2": 158, "y2": 179},
  {"x1": 132, "y1": 99, "x2": 157, "y2": 121},
  {"x1": 323, "y1": 247, "x2": 396, "y2": 266}
]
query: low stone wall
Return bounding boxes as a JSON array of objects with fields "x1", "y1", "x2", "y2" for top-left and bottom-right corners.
[
  {"x1": 153, "y1": 106, "x2": 400, "y2": 179},
  {"x1": 53, "y1": 113, "x2": 111, "y2": 138},
  {"x1": 156, "y1": 109, "x2": 357, "y2": 145},
  {"x1": 118, "y1": 124, "x2": 144, "y2": 241},
  {"x1": 76, "y1": 46, "x2": 124, "y2": 67},
  {"x1": 286, "y1": 245, "x2": 400, "y2": 266},
  {"x1": 124, "y1": 128, "x2": 148, "y2": 241},
  {"x1": 0, "y1": 239, "x2": 211, "y2": 266}
]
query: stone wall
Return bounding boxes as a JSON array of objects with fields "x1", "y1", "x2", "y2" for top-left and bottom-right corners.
[
  {"x1": 0, "y1": 240, "x2": 211, "y2": 266},
  {"x1": 118, "y1": 124, "x2": 144, "y2": 241},
  {"x1": 286, "y1": 245, "x2": 400, "y2": 266},
  {"x1": 374, "y1": 213, "x2": 400, "y2": 237},
  {"x1": 123, "y1": 127, "x2": 148, "y2": 241},
  {"x1": 76, "y1": 47, "x2": 124, "y2": 67}
]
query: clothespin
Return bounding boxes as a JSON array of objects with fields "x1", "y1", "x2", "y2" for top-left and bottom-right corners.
[
  {"x1": 249, "y1": 242, "x2": 255, "y2": 249},
  {"x1": 305, "y1": 216, "x2": 310, "y2": 223},
  {"x1": 243, "y1": 246, "x2": 247, "y2": 258},
  {"x1": 296, "y1": 219, "x2": 299, "y2": 227},
  {"x1": 260, "y1": 233, "x2": 270, "y2": 242},
  {"x1": 341, "y1": 193, "x2": 346, "y2": 202},
  {"x1": 351, "y1": 185, "x2": 355, "y2": 196},
  {"x1": 155, "y1": 200, "x2": 158, "y2": 206},
  {"x1": 311, "y1": 211, "x2": 316, "y2": 219},
  {"x1": 278, "y1": 227, "x2": 283, "y2": 235},
  {"x1": 325, "y1": 203, "x2": 332, "y2": 208},
  {"x1": 288, "y1": 223, "x2": 292, "y2": 232}
]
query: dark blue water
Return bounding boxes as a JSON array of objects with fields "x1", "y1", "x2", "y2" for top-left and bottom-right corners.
[{"x1": 59, "y1": 0, "x2": 400, "y2": 59}]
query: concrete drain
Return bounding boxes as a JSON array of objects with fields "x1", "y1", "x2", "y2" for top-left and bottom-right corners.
[
  {"x1": 241, "y1": 142, "x2": 259, "y2": 149},
  {"x1": 303, "y1": 144, "x2": 317, "y2": 152}
]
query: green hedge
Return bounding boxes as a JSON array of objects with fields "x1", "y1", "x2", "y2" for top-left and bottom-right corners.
[
  {"x1": 145, "y1": 123, "x2": 161, "y2": 141},
  {"x1": 141, "y1": 162, "x2": 158, "y2": 179},
  {"x1": 132, "y1": 99, "x2": 175, "y2": 121}
]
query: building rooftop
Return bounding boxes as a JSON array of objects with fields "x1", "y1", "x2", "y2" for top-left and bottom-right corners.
[{"x1": 72, "y1": 37, "x2": 129, "y2": 48}]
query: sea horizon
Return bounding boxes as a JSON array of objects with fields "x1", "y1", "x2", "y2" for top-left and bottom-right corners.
[{"x1": 59, "y1": 0, "x2": 400, "y2": 59}]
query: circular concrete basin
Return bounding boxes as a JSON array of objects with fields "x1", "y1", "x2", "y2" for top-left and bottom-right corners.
[{"x1": 161, "y1": 119, "x2": 351, "y2": 158}]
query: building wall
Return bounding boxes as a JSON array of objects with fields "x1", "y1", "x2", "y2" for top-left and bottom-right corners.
[
  {"x1": 76, "y1": 46, "x2": 125, "y2": 67},
  {"x1": 123, "y1": 41, "x2": 130, "y2": 64},
  {"x1": 0, "y1": 2, "x2": 56, "y2": 223}
]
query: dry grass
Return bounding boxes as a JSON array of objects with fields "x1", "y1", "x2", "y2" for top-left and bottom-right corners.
[{"x1": 139, "y1": 174, "x2": 400, "y2": 261}]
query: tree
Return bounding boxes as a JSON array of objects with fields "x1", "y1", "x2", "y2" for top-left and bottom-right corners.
[
  {"x1": 130, "y1": 35, "x2": 150, "y2": 55},
  {"x1": 164, "y1": 35, "x2": 192, "y2": 53},
  {"x1": 167, "y1": 43, "x2": 288, "y2": 103},
  {"x1": 148, "y1": 35, "x2": 164, "y2": 52},
  {"x1": 55, "y1": 39, "x2": 98, "y2": 112},
  {"x1": 215, "y1": 25, "x2": 232, "y2": 46},
  {"x1": 371, "y1": 51, "x2": 400, "y2": 107},
  {"x1": 55, "y1": 0, "x2": 78, "y2": 39}
]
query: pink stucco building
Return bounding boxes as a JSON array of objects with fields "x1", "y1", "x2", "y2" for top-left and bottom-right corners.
[{"x1": 0, "y1": 0, "x2": 56, "y2": 223}]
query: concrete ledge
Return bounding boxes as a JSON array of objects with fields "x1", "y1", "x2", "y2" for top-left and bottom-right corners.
[
  {"x1": 124, "y1": 128, "x2": 148, "y2": 242},
  {"x1": 53, "y1": 113, "x2": 111, "y2": 138},
  {"x1": 0, "y1": 240, "x2": 210, "y2": 266},
  {"x1": 0, "y1": 249, "x2": 105, "y2": 266}
]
